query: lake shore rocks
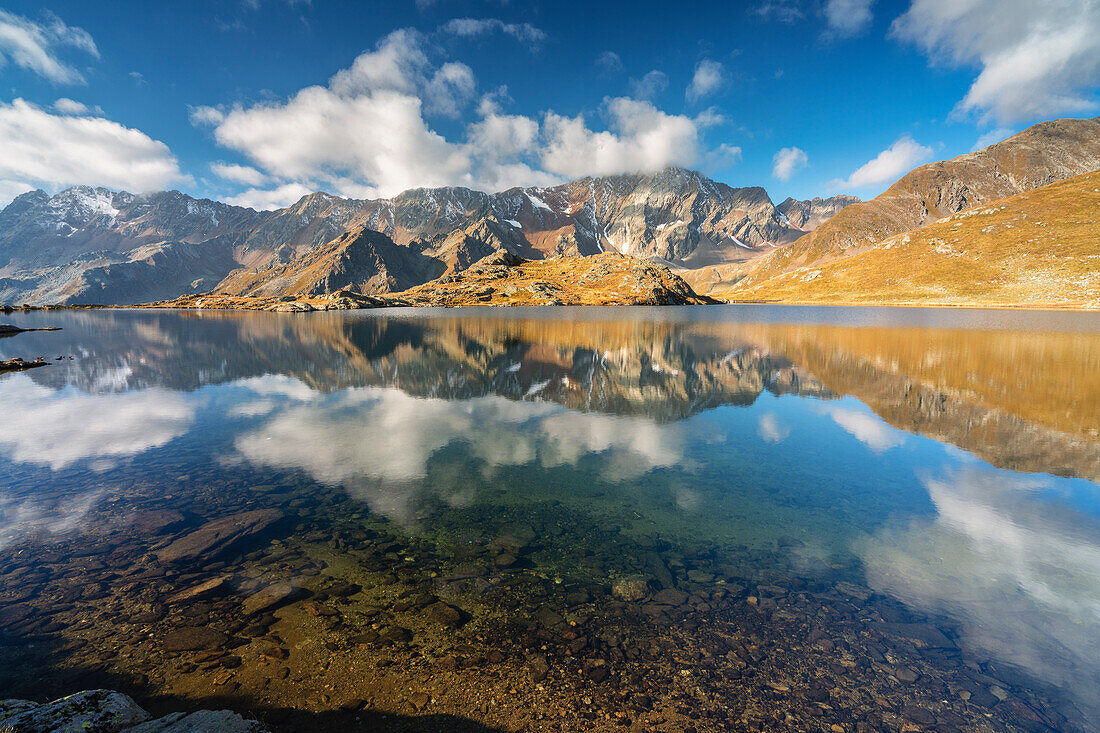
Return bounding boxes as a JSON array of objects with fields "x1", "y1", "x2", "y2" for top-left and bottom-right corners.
[{"x1": 0, "y1": 690, "x2": 268, "y2": 732}]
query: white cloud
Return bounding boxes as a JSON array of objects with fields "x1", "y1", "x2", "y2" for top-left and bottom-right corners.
[
  {"x1": 830, "y1": 134, "x2": 933, "y2": 189},
  {"x1": 0, "y1": 9, "x2": 98, "y2": 84},
  {"x1": 629, "y1": 70, "x2": 669, "y2": 100},
  {"x1": 440, "y1": 18, "x2": 546, "y2": 44},
  {"x1": 686, "y1": 59, "x2": 726, "y2": 102},
  {"x1": 828, "y1": 407, "x2": 906, "y2": 452},
  {"x1": 772, "y1": 146, "x2": 808, "y2": 181},
  {"x1": 53, "y1": 97, "x2": 86, "y2": 114},
  {"x1": 0, "y1": 374, "x2": 195, "y2": 470},
  {"x1": 824, "y1": 0, "x2": 874, "y2": 37},
  {"x1": 891, "y1": 0, "x2": 1100, "y2": 124},
  {"x1": 540, "y1": 98, "x2": 713, "y2": 180},
  {"x1": 424, "y1": 61, "x2": 477, "y2": 117},
  {"x1": 596, "y1": 51, "x2": 623, "y2": 76},
  {"x1": 0, "y1": 179, "x2": 34, "y2": 207},
  {"x1": 0, "y1": 98, "x2": 189, "y2": 200},
  {"x1": 972, "y1": 127, "x2": 1015, "y2": 151},
  {"x1": 752, "y1": 1, "x2": 805, "y2": 23},
  {"x1": 197, "y1": 29, "x2": 719, "y2": 198},
  {"x1": 758, "y1": 412, "x2": 790, "y2": 442},
  {"x1": 224, "y1": 182, "x2": 313, "y2": 211},
  {"x1": 210, "y1": 162, "x2": 268, "y2": 186},
  {"x1": 704, "y1": 143, "x2": 743, "y2": 170}
]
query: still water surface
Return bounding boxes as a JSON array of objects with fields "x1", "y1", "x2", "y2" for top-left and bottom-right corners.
[{"x1": 1, "y1": 306, "x2": 1097, "y2": 732}]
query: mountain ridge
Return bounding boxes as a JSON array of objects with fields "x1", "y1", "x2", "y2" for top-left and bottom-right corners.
[
  {"x1": 721, "y1": 116, "x2": 1100, "y2": 291},
  {"x1": 0, "y1": 167, "x2": 831, "y2": 305}
]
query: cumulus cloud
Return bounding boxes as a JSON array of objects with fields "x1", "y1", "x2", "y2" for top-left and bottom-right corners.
[
  {"x1": 830, "y1": 134, "x2": 933, "y2": 189},
  {"x1": 824, "y1": 0, "x2": 874, "y2": 37},
  {"x1": 52, "y1": 97, "x2": 87, "y2": 114},
  {"x1": 210, "y1": 162, "x2": 268, "y2": 186},
  {"x1": 440, "y1": 18, "x2": 546, "y2": 44},
  {"x1": 196, "y1": 29, "x2": 719, "y2": 198},
  {"x1": 224, "y1": 182, "x2": 313, "y2": 211},
  {"x1": 540, "y1": 98, "x2": 714, "y2": 180},
  {"x1": 0, "y1": 9, "x2": 98, "y2": 84},
  {"x1": 424, "y1": 61, "x2": 477, "y2": 117},
  {"x1": 686, "y1": 59, "x2": 726, "y2": 102},
  {"x1": 772, "y1": 146, "x2": 808, "y2": 181},
  {"x1": 0, "y1": 98, "x2": 189, "y2": 203},
  {"x1": 891, "y1": 0, "x2": 1100, "y2": 123},
  {"x1": 629, "y1": 70, "x2": 669, "y2": 100},
  {"x1": 0, "y1": 374, "x2": 195, "y2": 470}
]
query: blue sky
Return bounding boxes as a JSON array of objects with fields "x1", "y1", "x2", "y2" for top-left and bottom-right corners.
[{"x1": 1, "y1": 0, "x2": 1098, "y2": 209}]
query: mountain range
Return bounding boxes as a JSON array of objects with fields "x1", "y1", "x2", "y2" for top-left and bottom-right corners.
[
  {"x1": 1, "y1": 115, "x2": 1098, "y2": 308},
  {"x1": 0, "y1": 169, "x2": 855, "y2": 306}
]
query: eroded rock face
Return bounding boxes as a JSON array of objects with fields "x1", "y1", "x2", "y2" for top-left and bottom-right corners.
[
  {"x1": 156, "y1": 509, "x2": 283, "y2": 564},
  {"x1": 127, "y1": 710, "x2": 269, "y2": 732},
  {"x1": 0, "y1": 689, "x2": 149, "y2": 732},
  {"x1": 0, "y1": 691, "x2": 269, "y2": 733}
]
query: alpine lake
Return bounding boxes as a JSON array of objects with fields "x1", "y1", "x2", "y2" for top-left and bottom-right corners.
[{"x1": 0, "y1": 305, "x2": 1097, "y2": 733}]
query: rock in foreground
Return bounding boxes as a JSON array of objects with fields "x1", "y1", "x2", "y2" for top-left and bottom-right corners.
[{"x1": 0, "y1": 690, "x2": 268, "y2": 732}]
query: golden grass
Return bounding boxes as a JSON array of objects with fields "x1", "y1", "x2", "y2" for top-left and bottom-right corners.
[{"x1": 703, "y1": 170, "x2": 1100, "y2": 309}]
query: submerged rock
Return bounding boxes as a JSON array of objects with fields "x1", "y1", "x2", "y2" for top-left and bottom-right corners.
[
  {"x1": 242, "y1": 582, "x2": 305, "y2": 616},
  {"x1": 162, "y1": 627, "x2": 228, "y2": 652},
  {"x1": 611, "y1": 576, "x2": 650, "y2": 602},
  {"x1": 157, "y1": 509, "x2": 283, "y2": 564}
]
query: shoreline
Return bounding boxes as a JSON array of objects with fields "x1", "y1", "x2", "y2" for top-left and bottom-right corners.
[{"x1": 5, "y1": 299, "x2": 1099, "y2": 313}]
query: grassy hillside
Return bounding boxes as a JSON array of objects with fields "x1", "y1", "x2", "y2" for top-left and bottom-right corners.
[
  {"x1": 691, "y1": 116, "x2": 1100, "y2": 299},
  {"x1": 693, "y1": 170, "x2": 1100, "y2": 309}
]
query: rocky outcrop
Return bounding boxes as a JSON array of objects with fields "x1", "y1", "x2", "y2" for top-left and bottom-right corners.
[
  {"x1": 0, "y1": 690, "x2": 268, "y2": 732},
  {"x1": 776, "y1": 195, "x2": 860, "y2": 232},
  {"x1": 153, "y1": 251, "x2": 718, "y2": 310}
]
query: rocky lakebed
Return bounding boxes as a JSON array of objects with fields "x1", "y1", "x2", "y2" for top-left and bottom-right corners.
[{"x1": 0, "y1": 480, "x2": 1076, "y2": 732}]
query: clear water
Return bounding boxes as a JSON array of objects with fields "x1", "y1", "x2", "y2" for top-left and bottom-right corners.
[{"x1": 1, "y1": 306, "x2": 1098, "y2": 731}]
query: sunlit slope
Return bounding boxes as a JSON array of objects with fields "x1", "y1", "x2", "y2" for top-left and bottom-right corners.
[{"x1": 699, "y1": 170, "x2": 1100, "y2": 308}]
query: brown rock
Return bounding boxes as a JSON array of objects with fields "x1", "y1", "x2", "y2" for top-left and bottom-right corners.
[
  {"x1": 157, "y1": 509, "x2": 283, "y2": 564},
  {"x1": 242, "y1": 583, "x2": 305, "y2": 616},
  {"x1": 162, "y1": 627, "x2": 228, "y2": 652}
]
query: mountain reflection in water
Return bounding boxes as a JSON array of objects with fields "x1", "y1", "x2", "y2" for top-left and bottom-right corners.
[{"x1": 1, "y1": 306, "x2": 1098, "y2": 730}]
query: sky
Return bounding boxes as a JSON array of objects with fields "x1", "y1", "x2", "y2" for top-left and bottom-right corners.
[{"x1": 0, "y1": 0, "x2": 1098, "y2": 210}]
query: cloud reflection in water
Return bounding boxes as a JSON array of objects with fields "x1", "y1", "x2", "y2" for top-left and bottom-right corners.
[
  {"x1": 232, "y1": 377, "x2": 686, "y2": 524},
  {"x1": 860, "y1": 468, "x2": 1100, "y2": 719}
]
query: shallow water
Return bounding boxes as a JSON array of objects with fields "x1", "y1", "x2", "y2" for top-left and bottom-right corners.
[{"x1": 1, "y1": 306, "x2": 1098, "y2": 732}]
